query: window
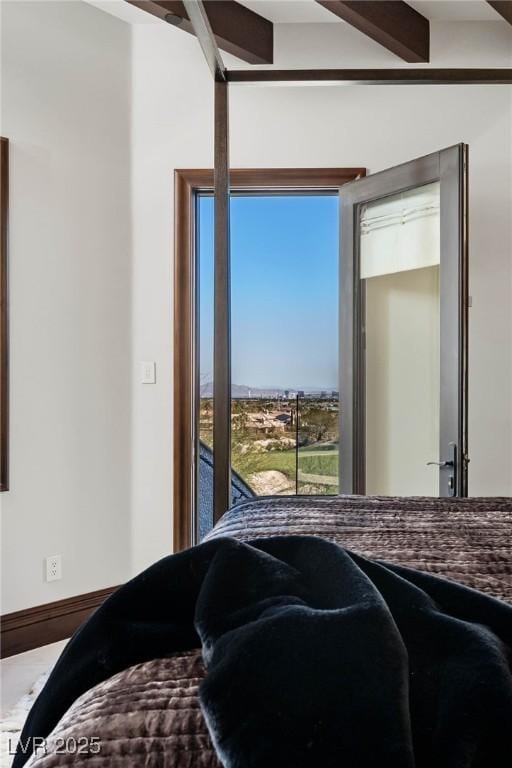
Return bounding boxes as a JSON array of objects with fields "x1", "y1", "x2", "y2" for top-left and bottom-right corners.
[{"x1": 173, "y1": 169, "x2": 364, "y2": 549}]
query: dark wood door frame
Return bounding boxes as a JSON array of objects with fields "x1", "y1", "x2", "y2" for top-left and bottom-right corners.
[{"x1": 173, "y1": 167, "x2": 365, "y2": 551}]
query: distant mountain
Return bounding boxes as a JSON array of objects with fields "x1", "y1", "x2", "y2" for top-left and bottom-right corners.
[{"x1": 199, "y1": 382, "x2": 337, "y2": 399}]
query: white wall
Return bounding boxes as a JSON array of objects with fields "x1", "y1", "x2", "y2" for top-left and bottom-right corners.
[
  {"x1": 130, "y1": 23, "x2": 214, "y2": 573},
  {"x1": 131, "y1": 16, "x2": 512, "y2": 572},
  {"x1": 1, "y1": 3, "x2": 511, "y2": 609},
  {"x1": 0, "y1": 0, "x2": 133, "y2": 613}
]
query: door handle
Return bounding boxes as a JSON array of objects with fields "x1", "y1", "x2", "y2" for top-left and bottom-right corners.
[{"x1": 426, "y1": 443, "x2": 457, "y2": 497}]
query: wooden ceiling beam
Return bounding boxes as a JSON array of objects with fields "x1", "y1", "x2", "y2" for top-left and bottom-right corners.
[
  {"x1": 487, "y1": 1, "x2": 512, "y2": 25},
  {"x1": 126, "y1": 0, "x2": 273, "y2": 65},
  {"x1": 316, "y1": 1, "x2": 429, "y2": 63}
]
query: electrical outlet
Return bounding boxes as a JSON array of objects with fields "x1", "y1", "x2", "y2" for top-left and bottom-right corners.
[{"x1": 45, "y1": 555, "x2": 62, "y2": 582}]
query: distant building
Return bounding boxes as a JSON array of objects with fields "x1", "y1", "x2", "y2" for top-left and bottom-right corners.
[{"x1": 298, "y1": 390, "x2": 305, "y2": 398}]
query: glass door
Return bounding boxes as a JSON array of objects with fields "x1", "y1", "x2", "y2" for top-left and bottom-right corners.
[
  {"x1": 196, "y1": 190, "x2": 341, "y2": 538},
  {"x1": 340, "y1": 144, "x2": 468, "y2": 497}
]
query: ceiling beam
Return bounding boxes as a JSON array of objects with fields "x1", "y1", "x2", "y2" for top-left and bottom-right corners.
[
  {"x1": 487, "y1": 1, "x2": 512, "y2": 25},
  {"x1": 316, "y1": 1, "x2": 429, "y2": 62},
  {"x1": 126, "y1": 0, "x2": 273, "y2": 64},
  {"x1": 226, "y1": 68, "x2": 512, "y2": 85}
]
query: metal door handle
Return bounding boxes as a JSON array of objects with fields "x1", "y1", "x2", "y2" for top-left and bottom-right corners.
[{"x1": 427, "y1": 443, "x2": 457, "y2": 497}]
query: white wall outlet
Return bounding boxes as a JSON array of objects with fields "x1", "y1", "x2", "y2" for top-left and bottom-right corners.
[
  {"x1": 45, "y1": 555, "x2": 62, "y2": 582},
  {"x1": 141, "y1": 361, "x2": 156, "y2": 384}
]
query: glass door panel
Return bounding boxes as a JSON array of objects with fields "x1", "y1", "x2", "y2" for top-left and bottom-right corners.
[
  {"x1": 363, "y1": 182, "x2": 441, "y2": 496},
  {"x1": 340, "y1": 145, "x2": 468, "y2": 497},
  {"x1": 197, "y1": 192, "x2": 340, "y2": 537},
  {"x1": 197, "y1": 195, "x2": 215, "y2": 540},
  {"x1": 230, "y1": 195, "x2": 340, "y2": 501}
]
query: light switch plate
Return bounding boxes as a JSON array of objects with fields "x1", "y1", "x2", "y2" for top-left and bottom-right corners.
[{"x1": 141, "y1": 361, "x2": 156, "y2": 384}]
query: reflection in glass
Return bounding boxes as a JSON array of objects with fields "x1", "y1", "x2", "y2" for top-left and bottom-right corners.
[{"x1": 362, "y1": 182, "x2": 441, "y2": 495}]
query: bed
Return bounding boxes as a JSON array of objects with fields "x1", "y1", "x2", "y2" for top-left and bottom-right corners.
[
  {"x1": 21, "y1": 496, "x2": 512, "y2": 767},
  {"x1": 206, "y1": 495, "x2": 512, "y2": 601}
]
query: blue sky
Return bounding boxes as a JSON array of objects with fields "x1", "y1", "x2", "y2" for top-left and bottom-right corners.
[{"x1": 199, "y1": 194, "x2": 339, "y2": 391}]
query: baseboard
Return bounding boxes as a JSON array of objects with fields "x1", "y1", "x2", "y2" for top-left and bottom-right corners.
[{"x1": 1, "y1": 586, "x2": 118, "y2": 658}]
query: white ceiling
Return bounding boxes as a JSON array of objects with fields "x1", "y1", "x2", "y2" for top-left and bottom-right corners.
[
  {"x1": 88, "y1": 0, "x2": 511, "y2": 27},
  {"x1": 240, "y1": 0, "x2": 506, "y2": 24},
  {"x1": 240, "y1": 1, "x2": 342, "y2": 23},
  {"x1": 407, "y1": 1, "x2": 502, "y2": 21}
]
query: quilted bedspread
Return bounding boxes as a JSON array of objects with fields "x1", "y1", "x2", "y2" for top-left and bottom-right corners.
[
  {"x1": 207, "y1": 495, "x2": 512, "y2": 602},
  {"x1": 21, "y1": 495, "x2": 512, "y2": 768}
]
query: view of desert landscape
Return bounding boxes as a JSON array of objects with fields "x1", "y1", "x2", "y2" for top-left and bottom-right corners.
[{"x1": 199, "y1": 392, "x2": 339, "y2": 496}]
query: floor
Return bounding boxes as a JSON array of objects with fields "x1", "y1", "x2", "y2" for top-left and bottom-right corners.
[{"x1": 1, "y1": 641, "x2": 67, "y2": 768}]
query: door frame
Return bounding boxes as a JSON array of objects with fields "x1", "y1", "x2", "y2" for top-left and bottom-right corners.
[
  {"x1": 173, "y1": 167, "x2": 365, "y2": 551},
  {"x1": 339, "y1": 144, "x2": 468, "y2": 497}
]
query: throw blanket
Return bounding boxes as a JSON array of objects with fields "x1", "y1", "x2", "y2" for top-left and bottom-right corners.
[{"x1": 14, "y1": 536, "x2": 512, "y2": 768}]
